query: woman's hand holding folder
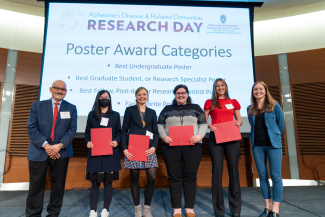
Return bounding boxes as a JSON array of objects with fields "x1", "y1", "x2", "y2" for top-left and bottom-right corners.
[
  {"x1": 87, "y1": 141, "x2": 93, "y2": 148},
  {"x1": 163, "y1": 135, "x2": 173, "y2": 143},
  {"x1": 189, "y1": 135, "x2": 202, "y2": 144},
  {"x1": 123, "y1": 149, "x2": 133, "y2": 160},
  {"x1": 145, "y1": 147, "x2": 156, "y2": 156}
]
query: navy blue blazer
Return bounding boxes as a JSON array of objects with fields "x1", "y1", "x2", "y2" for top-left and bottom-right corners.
[
  {"x1": 85, "y1": 111, "x2": 122, "y2": 173},
  {"x1": 121, "y1": 105, "x2": 159, "y2": 151},
  {"x1": 247, "y1": 102, "x2": 284, "y2": 148},
  {"x1": 27, "y1": 99, "x2": 77, "y2": 161}
]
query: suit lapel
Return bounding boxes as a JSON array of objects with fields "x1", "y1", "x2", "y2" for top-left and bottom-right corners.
[
  {"x1": 133, "y1": 106, "x2": 144, "y2": 128},
  {"x1": 47, "y1": 99, "x2": 54, "y2": 126}
]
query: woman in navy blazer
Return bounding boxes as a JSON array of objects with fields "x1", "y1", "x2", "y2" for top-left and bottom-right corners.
[
  {"x1": 122, "y1": 87, "x2": 159, "y2": 217},
  {"x1": 247, "y1": 81, "x2": 284, "y2": 217},
  {"x1": 85, "y1": 90, "x2": 122, "y2": 217}
]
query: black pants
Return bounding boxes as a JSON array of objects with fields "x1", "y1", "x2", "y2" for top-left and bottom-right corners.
[
  {"x1": 26, "y1": 157, "x2": 69, "y2": 217},
  {"x1": 209, "y1": 133, "x2": 241, "y2": 216},
  {"x1": 162, "y1": 143, "x2": 202, "y2": 209}
]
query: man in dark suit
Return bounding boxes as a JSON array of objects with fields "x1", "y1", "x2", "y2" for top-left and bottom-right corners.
[{"x1": 26, "y1": 80, "x2": 77, "y2": 217}]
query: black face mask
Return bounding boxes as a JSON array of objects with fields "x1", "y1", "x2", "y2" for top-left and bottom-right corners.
[{"x1": 98, "y1": 98, "x2": 110, "y2": 108}]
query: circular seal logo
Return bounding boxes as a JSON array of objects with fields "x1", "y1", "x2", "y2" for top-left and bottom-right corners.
[{"x1": 220, "y1": 14, "x2": 227, "y2": 24}]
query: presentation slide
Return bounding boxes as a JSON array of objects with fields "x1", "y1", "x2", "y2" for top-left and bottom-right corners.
[{"x1": 40, "y1": 3, "x2": 254, "y2": 132}]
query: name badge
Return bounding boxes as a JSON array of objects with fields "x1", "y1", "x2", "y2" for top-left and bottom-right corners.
[
  {"x1": 60, "y1": 111, "x2": 71, "y2": 119},
  {"x1": 146, "y1": 130, "x2": 153, "y2": 140},
  {"x1": 100, "y1": 117, "x2": 109, "y2": 126},
  {"x1": 225, "y1": 104, "x2": 235, "y2": 109}
]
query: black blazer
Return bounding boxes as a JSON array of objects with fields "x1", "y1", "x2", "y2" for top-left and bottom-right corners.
[
  {"x1": 85, "y1": 111, "x2": 122, "y2": 173},
  {"x1": 121, "y1": 105, "x2": 159, "y2": 151}
]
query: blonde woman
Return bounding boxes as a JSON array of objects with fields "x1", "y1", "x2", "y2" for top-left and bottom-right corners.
[
  {"x1": 247, "y1": 81, "x2": 284, "y2": 217},
  {"x1": 121, "y1": 87, "x2": 159, "y2": 217}
]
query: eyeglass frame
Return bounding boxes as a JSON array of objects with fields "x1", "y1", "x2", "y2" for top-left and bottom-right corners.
[
  {"x1": 175, "y1": 92, "x2": 188, "y2": 96},
  {"x1": 51, "y1": 86, "x2": 67, "y2": 92}
]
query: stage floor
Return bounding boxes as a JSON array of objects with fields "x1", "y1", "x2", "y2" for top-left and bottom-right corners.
[{"x1": 0, "y1": 186, "x2": 324, "y2": 217}]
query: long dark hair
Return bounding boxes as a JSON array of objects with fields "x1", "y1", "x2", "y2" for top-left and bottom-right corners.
[
  {"x1": 211, "y1": 78, "x2": 230, "y2": 110},
  {"x1": 92, "y1": 90, "x2": 112, "y2": 120},
  {"x1": 172, "y1": 84, "x2": 192, "y2": 105}
]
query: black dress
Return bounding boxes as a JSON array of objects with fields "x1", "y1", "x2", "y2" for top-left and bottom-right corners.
[{"x1": 85, "y1": 111, "x2": 122, "y2": 183}]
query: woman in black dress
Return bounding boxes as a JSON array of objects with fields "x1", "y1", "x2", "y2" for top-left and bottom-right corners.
[{"x1": 85, "y1": 90, "x2": 122, "y2": 217}]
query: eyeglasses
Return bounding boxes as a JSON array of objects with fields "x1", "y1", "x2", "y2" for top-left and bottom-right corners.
[
  {"x1": 52, "y1": 86, "x2": 67, "y2": 92},
  {"x1": 176, "y1": 92, "x2": 187, "y2": 95}
]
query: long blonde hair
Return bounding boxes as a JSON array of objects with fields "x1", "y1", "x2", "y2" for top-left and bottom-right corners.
[
  {"x1": 248, "y1": 81, "x2": 276, "y2": 116},
  {"x1": 135, "y1": 87, "x2": 148, "y2": 127},
  {"x1": 211, "y1": 78, "x2": 230, "y2": 110}
]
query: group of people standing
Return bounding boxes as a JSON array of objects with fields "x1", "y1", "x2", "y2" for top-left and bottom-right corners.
[{"x1": 26, "y1": 79, "x2": 284, "y2": 217}]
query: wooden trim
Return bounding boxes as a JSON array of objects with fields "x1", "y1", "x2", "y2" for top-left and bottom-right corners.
[
  {"x1": 0, "y1": 48, "x2": 7, "y2": 83},
  {"x1": 0, "y1": 83, "x2": 3, "y2": 111}
]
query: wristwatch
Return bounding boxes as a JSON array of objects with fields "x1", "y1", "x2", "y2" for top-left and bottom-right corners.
[{"x1": 60, "y1": 143, "x2": 65, "y2": 149}]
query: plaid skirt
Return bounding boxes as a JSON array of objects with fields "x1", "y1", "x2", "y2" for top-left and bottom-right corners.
[{"x1": 123, "y1": 153, "x2": 159, "y2": 169}]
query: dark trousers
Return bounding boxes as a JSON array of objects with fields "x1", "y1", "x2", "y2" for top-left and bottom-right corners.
[
  {"x1": 162, "y1": 143, "x2": 202, "y2": 209},
  {"x1": 26, "y1": 157, "x2": 70, "y2": 217},
  {"x1": 208, "y1": 132, "x2": 241, "y2": 216}
]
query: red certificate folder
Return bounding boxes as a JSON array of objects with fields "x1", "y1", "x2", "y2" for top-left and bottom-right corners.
[
  {"x1": 169, "y1": 125, "x2": 194, "y2": 146},
  {"x1": 128, "y1": 134, "x2": 150, "y2": 162},
  {"x1": 91, "y1": 128, "x2": 113, "y2": 156},
  {"x1": 213, "y1": 121, "x2": 242, "y2": 144}
]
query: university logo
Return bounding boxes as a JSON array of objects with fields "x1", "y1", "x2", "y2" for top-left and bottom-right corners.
[
  {"x1": 220, "y1": 14, "x2": 227, "y2": 24},
  {"x1": 60, "y1": 8, "x2": 86, "y2": 32}
]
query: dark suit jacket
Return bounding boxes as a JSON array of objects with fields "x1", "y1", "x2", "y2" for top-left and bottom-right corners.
[
  {"x1": 247, "y1": 102, "x2": 284, "y2": 148},
  {"x1": 85, "y1": 111, "x2": 122, "y2": 172},
  {"x1": 121, "y1": 105, "x2": 159, "y2": 151},
  {"x1": 27, "y1": 99, "x2": 77, "y2": 161}
]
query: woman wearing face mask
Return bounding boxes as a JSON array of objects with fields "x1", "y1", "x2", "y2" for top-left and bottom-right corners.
[
  {"x1": 158, "y1": 84, "x2": 208, "y2": 217},
  {"x1": 122, "y1": 87, "x2": 159, "y2": 217},
  {"x1": 247, "y1": 82, "x2": 284, "y2": 217},
  {"x1": 204, "y1": 78, "x2": 242, "y2": 217},
  {"x1": 85, "y1": 90, "x2": 121, "y2": 217}
]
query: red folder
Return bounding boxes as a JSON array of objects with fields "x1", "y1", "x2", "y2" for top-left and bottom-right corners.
[
  {"x1": 213, "y1": 121, "x2": 242, "y2": 144},
  {"x1": 128, "y1": 134, "x2": 150, "y2": 162},
  {"x1": 91, "y1": 128, "x2": 113, "y2": 156},
  {"x1": 169, "y1": 125, "x2": 194, "y2": 146}
]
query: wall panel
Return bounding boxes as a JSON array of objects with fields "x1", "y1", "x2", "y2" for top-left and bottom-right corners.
[
  {"x1": 287, "y1": 48, "x2": 325, "y2": 85},
  {"x1": 15, "y1": 51, "x2": 42, "y2": 85},
  {"x1": 254, "y1": 55, "x2": 280, "y2": 86},
  {"x1": 291, "y1": 82, "x2": 325, "y2": 180},
  {"x1": 288, "y1": 48, "x2": 325, "y2": 180}
]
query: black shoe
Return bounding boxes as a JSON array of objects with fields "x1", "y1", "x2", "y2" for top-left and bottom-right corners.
[
  {"x1": 231, "y1": 214, "x2": 240, "y2": 217},
  {"x1": 269, "y1": 211, "x2": 279, "y2": 217},
  {"x1": 259, "y1": 208, "x2": 271, "y2": 217},
  {"x1": 216, "y1": 216, "x2": 224, "y2": 217}
]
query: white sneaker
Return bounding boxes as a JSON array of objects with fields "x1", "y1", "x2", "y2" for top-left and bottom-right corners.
[
  {"x1": 89, "y1": 210, "x2": 98, "y2": 217},
  {"x1": 101, "y1": 208, "x2": 109, "y2": 217}
]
